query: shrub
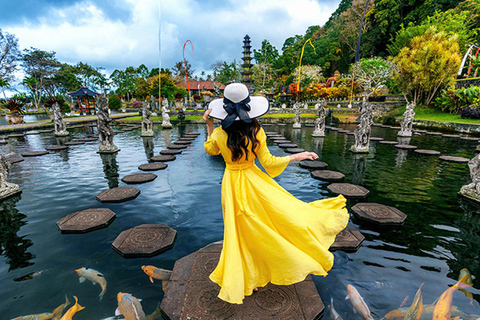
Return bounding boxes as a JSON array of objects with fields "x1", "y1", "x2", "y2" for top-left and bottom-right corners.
[
  {"x1": 434, "y1": 86, "x2": 480, "y2": 114},
  {"x1": 108, "y1": 92, "x2": 122, "y2": 111},
  {"x1": 461, "y1": 106, "x2": 480, "y2": 119}
]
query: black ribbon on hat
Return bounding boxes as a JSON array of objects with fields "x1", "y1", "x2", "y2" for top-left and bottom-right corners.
[{"x1": 222, "y1": 96, "x2": 252, "y2": 129}]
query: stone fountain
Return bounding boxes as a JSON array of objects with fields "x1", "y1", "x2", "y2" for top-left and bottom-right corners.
[
  {"x1": 141, "y1": 100, "x2": 154, "y2": 137},
  {"x1": 161, "y1": 98, "x2": 173, "y2": 129},
  {"x1": 97, "y1": 97, "x2": 119, "y2": 154},
  {"x1": 459, "y1": 153, "x2": 480, "y2": 203},
  {"x1": 312, "y1": 100, "x2": 326, "y2": 137},
  {"x1": 351, "y1": 100, "x2": 373, "y2": 153},
  {"x1": 293, "y1": 102, "x2": 301, "y2": 129},
  {"x1": 0, "y1": 154, "x2": 21, "y2": 200},
  {"x1": 398, "y1": 102, "x2": 416, "y2": 137},
  {"x1": 53, "y1": 102, "x2": 69, "y2": 137}
]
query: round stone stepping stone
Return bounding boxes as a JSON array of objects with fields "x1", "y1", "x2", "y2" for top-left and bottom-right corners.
[
  {"x1": 160, "y1": 149, "x2": 182, "y2": 155},
  {"x1": 351, "y1": 203, "x2": 407, "y2": 225},
  {"x1": 182, "y1": 134, "x2": 198, "y2": 138},
  {"x1": 265, "y1": 131, "x2": 279, "y2": 135},
  {"x1": 394, "y1": 144, "x2": 417, "y2": 150},
  {"x1": 179, "y1": 137, "x2": 195, "y2": 141},
  {"x1": 7, "y1": 157, "x2": 24, "y2": 164},
  {"x1": 25, "y1": 131, "x2": 40, "y2": 135},
  {"x1": 327, "y1": 183, "x2": 369, "y2": 198},
  {"x1": 185, "y1": 132, "x2": 200, "y2": 136},
  {"x1": 285, "y1": 148, "x2": 305, "y2": 153},
  {"x1": 46, "y1": 145, "x2": 68, "y2": 151},
  {"x1": 167, "y1": 144, "x2": 187, "y2": 149},
  {"x1": 64, "y1": 141, "x2": 85, "y2": 146},
  {"x1": 112, "y1": 224, "x2": 177, "y2": 258},
  {"x1": 460, "y1": 136, "x2": 479, "y2": 141},
  {"x1": 278, "y1": 123, "x2": 286, "y2": 126},
  {"x1": 414, "y1": 129, "x2": 427, "y2": 133},
  {"x1": 311, "y1": 170, "x2": 345, "y2": 181},
  {"x1": 174, "y1": 140, "x2": 191, "y2": 145},
  {"x1": 96, "y1": 187, "x2": 140, "y2": 203},
  {"x1": 121, "y1": 173, "x2": 157, "y2": 184},
  {"x1": 78, "y1": 138, "x2": 98, "y2": 142},
  {"x1": 439, "y1": 156, "x2": 470, "y2": 163},
  {"x1": 390, "y1": 126, "x2": 401, "y2": 130},
  {"x1": 21, "y1": 151, "x2": 49, "y2": 157},
  {"x1": 370, "y1": 137, "x2": 383, "y2": 141},
  {"x1": 299, "y1": 160, "x2": 328, "y2": 169},
  {"x1": 378, "y1": 140, "x2": 398, "y2": 145},
  {"x1": 160, "y1": 242, "x2": 324, "y2": 320},
  {"x1": 329, "y1": 127, "x2": 339, "y2": 131},
  {"x1": 150, "y1": 155, "x2": 176, "y2": 162},
  {"x1": 56, "y1": 208, "x2": 116, "y2": 234},
  {"x1": 38, "y1": 129, "x2": 54, "y2": 133},
  {"x1": 330, "y1": 225, "x2": 365, "y2": 252},
  {"x1": 414, "y1": 149, "x2": 441, "y2": 156},
  {"x1": 425, "y1": 132, "x2": 442, "y2": 136},
  {"x1": 278, "y1": 143, "x2": 297, "y2": 148},
  {"x1": 138, "y1": 163, "x2": 168, "y2": 171},
  {"x1": 8, "y1": 134, "x2": 25, "y2": 138},
  {"x1": 442, "y1": 134, "x2": 460, "y2": 138}
]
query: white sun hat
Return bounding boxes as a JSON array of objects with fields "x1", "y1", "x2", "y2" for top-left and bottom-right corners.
[{"x1": 208, "y1": 83, "x2": 269, "y2": 129}]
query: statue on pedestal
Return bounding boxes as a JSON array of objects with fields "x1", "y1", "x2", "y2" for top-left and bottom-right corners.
[
  {"x1": 141, "y1": 100, "x2": 154, "y2": 137},
  {"x1": 459, "y1": 154, "x2": 480, "y2": 203},
  {"x1": 312, "y1": 100, "x2": 326, "y2": 137},
  {"x1": 398, "y1": 102, "x2": 416, "y2": 137},
  {"x1": 0, "y1": 154, "x2": 21, "y2": 200},
  {"x1": 161, "y1": 98, "x2": 173, "y2": 129},
  {"x1": 351, "y1": 101, "x2": 373, "y2": 153},
  {"x1": 97, "y1": 97, "x2": 119, "y2": 153},
  {"x1": 53, "y1": 102, "x2": 69, "y2": 137},
  {"x1": 293, "y1": 102, "x2": 301, "y2": 129}
]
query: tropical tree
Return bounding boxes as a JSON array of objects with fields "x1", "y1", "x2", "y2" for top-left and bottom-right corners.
[
  {"x1": 0, "y1": 77, "x2": 10, "y2": 100},
  {"x1": 171, "y1": 60, "x2": 195, "y2": 82},
  {"x1": 253, "y1": 40, "x2": 280, "y2": 89},
  {"x1": 351, "y1": 57, "x2": 395, "y2": 96},
  {"x1": 394, "y1": 27, "x2": 462, "y2": 105},
  {"x1": 0, "y1": 29, "x2": 21, "y2": 84},
  {"x1": 211, "y1": 60, "x2": 241, "y2": 84}
]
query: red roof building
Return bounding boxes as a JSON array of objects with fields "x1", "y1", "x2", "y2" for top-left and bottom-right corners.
[{"x1": 178, "y1": 80, "x2": 225, "y2": 94}]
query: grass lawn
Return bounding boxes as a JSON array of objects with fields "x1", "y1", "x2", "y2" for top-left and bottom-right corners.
[{"x1": 388, "y1": 106, "x2": 480, "y2": 125}]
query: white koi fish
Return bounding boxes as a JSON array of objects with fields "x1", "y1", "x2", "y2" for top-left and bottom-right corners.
[
  {"x1": 117, "y1": 292, "x2": 146, "y2": 320},
  {"x1": 329, "y1": 297, "x2": 343, "y2": 320},
  {"x1": 75, "y1": 267, "x2": 107, "y2": 300},
  {"x1": 345, "y1": 284, "x2": 374, "y2": 320}
]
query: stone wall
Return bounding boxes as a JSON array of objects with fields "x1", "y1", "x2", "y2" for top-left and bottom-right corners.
[{"x1": 410, "y1": 119, "x2": 480, "y2": 135}]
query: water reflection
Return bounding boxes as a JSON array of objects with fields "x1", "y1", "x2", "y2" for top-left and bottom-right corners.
[
  {"x1": 397, "y1": 136, "x2": 411, "y2": 145},
  {"x1": 162, "y1": 129, "x2": 172, "y2": 148},
  {"x1": 142, "y1": 137, "x2": 154, "y2": 160},
  {"x1": 396, "y1": 149, "x2": 408, "y2": 167},
  {"x1": 0, "y1": 195, "x2": 35, "y2": 271},
  {"x1": 313, "y1": 137, "x2": 324, "y2": 156},
  {"x1": 100, "y1": 153, "x2": 119, "y2": 188},
  {"x1": 352, "y1": 154, "x2": 368, "y2": 185}
]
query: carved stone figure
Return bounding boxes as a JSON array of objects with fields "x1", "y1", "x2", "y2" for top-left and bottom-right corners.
[
  {"x1": 351, "y1": 101, "x2": 373, "y2": 153},
  {"x1": 97, "y1": 97, "x2": 119, "y2": 153},
  {"x1": 53, "y1": 102, "x2": 69, "y2": 137},
  {"x1": 398, "y1": 102, "x2": 416, "y2": 137},
  {"x1": 141, "y1": 101, "x2": 154, "y2": 137},
  {"x1": 281, "y1": 103, "x2": 286, "y2": 109},
  {"x1": 459, "y1": 153, "x2": 480, "y2": 203},
  {"x1": 312, "y1": 100, "x2": 326, "y2": 137},
  {"x1": 293, "y1": 102, "x2": 301, "y2": 129},
  {"x1": 161, "y1": 98, "x2": 172, "y2": 129},
  {"x1": 0, "y1": 154, "x2": 21, "y2": 200},
  {"x1": 303, "y1": 102, "x2": 308, "y2": 109},
  {"x1": 214, "y1": 83, "x2": 221, "y2": 98}
]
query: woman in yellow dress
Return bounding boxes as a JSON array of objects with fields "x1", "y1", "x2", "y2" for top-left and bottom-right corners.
[{"x1": 204, "y1": 83, "x2": 349, "y2": 304}]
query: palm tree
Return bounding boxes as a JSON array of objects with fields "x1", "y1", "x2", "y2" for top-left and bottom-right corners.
[{"x1": 0, "y1": 78, "x2": 10, "y2": 100}]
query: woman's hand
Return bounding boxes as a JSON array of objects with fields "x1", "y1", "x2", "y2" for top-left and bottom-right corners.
[
  {"x1": 203, "y1": 109, "x2": 214, "y2": 136},
  {"x1": 289, "y1": 151, "x2": 319, "y2": 163}
]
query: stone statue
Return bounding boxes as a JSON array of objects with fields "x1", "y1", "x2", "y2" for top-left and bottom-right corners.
[
  {"x1": 161, "y1": 98, "x2": 172, "y2": 129},
  {"x1": 281, "y1": 103, "x2": 286, "y2": 109},
  {"x1": 97, "y1": 97, "x2": 119, "y2": 153},
  {"x1": 0, "y1": 154, "x2": 21, "y2": 200},
  {"x1": 459, "y1": 154, "x2": 480, "y2": 203},
  {"x1": 293, "y1": 102, "x2": 301, "y2": 129},
  {"x1": 304, "y1": 102, "x2": 308, "y2": 109},
  {"x1": 351, "y1": 101, "x2": 373, "y2": 153},
  {"x1": 398, "y1": 102, "x2": 416, "y2": 137},
  {"x1": 53, "y1": 102, "x2": 69, "y2": 137},
  {"x1": 312, "y1": 100, "x2": 326, "y2": 137},
  {"x1": 141, "y1": 100, "x2": 154, "y2": 137},
  {"x1": 214, "y1": 83, "x2": 221, "y2": 98}
]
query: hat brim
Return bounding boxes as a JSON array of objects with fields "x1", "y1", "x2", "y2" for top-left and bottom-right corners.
[{"x1": 208, "y1": 96, "x2": 270, "y2": 121}]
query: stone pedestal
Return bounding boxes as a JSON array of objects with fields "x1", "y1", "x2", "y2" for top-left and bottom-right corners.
[{"x1": 459, "y1": 185, "x2": 480, "y2": 203}]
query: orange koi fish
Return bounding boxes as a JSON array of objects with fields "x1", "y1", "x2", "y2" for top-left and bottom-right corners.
[
  {"x1": 11, "y1": 295, "x2": 70, "y2": 320},
  {"x1": 433, "y1": 269, "x2": 474, "y2": 320},
  {"x1": 405, "y1": 283, "x2": 424, "y2": 320},
  {"x1": 60, "y1": 296, "x2": 84, "y2": 320},
  {"x1": 141, "y1": 266, "x2": 172, "y2": 283}
]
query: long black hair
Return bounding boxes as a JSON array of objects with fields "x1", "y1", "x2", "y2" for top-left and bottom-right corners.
[{"x1": 224, "y1": 119, "x2": 261, "y2": 161}]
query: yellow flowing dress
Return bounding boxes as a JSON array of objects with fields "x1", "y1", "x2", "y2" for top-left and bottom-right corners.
[{"x1": 204, "y1": 126, "x2": 349, "y2": 304}]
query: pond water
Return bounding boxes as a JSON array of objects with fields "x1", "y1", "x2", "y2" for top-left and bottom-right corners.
[
  {"x1": 0, "y1": 114, "x2": 51, "y2": 126},
  {"x1": 1, "y1": 122, "x2": 479, "y2": 319}
]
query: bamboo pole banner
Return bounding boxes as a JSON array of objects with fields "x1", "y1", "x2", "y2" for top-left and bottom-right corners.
[
  {"x1": 297, "y1": 38, "x2": 316, "y2": 93},
  {"x1": 183, "y1": 40, "x2": 194, "y2": 102}
]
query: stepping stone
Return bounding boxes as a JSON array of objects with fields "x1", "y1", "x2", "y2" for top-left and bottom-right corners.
[
  {"x1": 346, "y1": 132, "x2": 355, "y2": 136},
  {"x1": 112, "y1": 224, "x2": 177, "y2": 258},
  {"x1": 278, "y1": 123, "x2": 286, "y2": 126},
  {"x1": 414, "y1": 129, "x2": 428, "y2": 133},
  {"x1": 425, "y1": 132, "x2": 442, "y2": 136},
  {"x1": 299, "y1": 160, "x2": 328, "y2": 169},
  {"x1": 179, "y1": 137, "x2": 195, "y2": 141},
  {"x1": 46, "y1": 146, "x2": 68, "y2": 151},
  {"x1": 64, "y1": 141, "x2": 85, "y2": 146},
  {"x1": 278, "y1": 143, "x2": 297, "y2": 148},
  {"x1": 439, "y1": 156, "x2": 470, "y2": 163},
  {"x1": 370, "y1": 137, "x2": 383, "y2": 141},
  {"x1": 174, "y1": 140, "x2": 191, "y2": 145},
  {"x1": 138, "y1": 163, "x2": 168, "y2": 171},
  {"x1": 394, "y1": 144, "x2": 417, "y2": 150},
  {"x1": 390, "y1": 126, "x2": 401, "y2": 130},
  {"x1": 96, "y1": 187, "x2": 140, "y2": 203},
  {"x1": 167, "y1": 144, "x2": 187, "y2": 150},
  {"x1": 265, "y1": 131, "x2": 279, "y2": 135},
  {"x1": 327, "y1": 183, "x2": 369, "y2": 198},
  {"x1": 414, "y1": 149, "x2": 441, "y2": 156},
  {"x1": 351, "y1": 203, "x2": 407, "y2": 225},
  {"x1": 184, "y1": 132, "x2": 200, "y2": 136},
  {"x1": 160, "y1": 149, "x2": 182, "y2": 155},
  {"x1": 25, "y1": 131, "x2": 40, "y2": 135},
  {"x1": 311, "y1": 170, "x2": 345, "y2": 181},
  {"x1": 151, "y1": 155, "x2": 176, "y2": 162},
  {"x1": 330, "y1": 225, "x2": 365, "y2": 252},
  {"x1": 378, "y1": 140, "x2": 398, "y2": 145},
  {"x1": 442, "y1": 134, "x2": 460, "y2": 138},
  {"x1": 272, "y1": 139, "x2": 289, "y2": 143},
  {"x1": 56, "y1": 208, "x2": 116, "y2": 234},
  {"x1": 160, "y1": 242, "x2": 324, "y2": 320},
  {"x1": 21, "y1": 151, "x2": 49, "y2": 157},
  {"x1": 329, "y1": 127, "x2": 339, "y2": 131},
  {"x1": 121, "y1": 173, "x2": 157, "y2": 184},
  {"x1": 285, "y1": 148, "x2": 305, "y2": 153},
  {"x1": 460, "y1": 136, "x2": 479, "y2": 141},
  {"x1": 305, "y1": 123, "x2": 315, "y2": 127},
  {"x1": 38, "y1": 129, "x2": 54, "y2": 133},
  {"x1": 78, "y1": 138, "x2": 98, "y2": 142},
  {"x1": 6, "y1": 157, "x2": 24, "y2": 164},
  {"x1": 8, "y1": 134, "x2": 25, "y2": 138},
  {"x1": 68, "y1": 125, "x2": 84, "y2": 129},
  {"x1": 182, "y1": 134, "x2": 198, "y2": 138}
]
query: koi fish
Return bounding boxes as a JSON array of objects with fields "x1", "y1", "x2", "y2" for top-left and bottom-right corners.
[
  {"x1": 60, "y1": 296, "x2": 84, "y2": 320},
  {"x1": 433, "y1": 269, "x2": 473, "y2": 320},
  {"x1": 117, "y1": 292, "x2": 146, "y2": 320},
  {"x1": 329, "y1": 297, "x2": 343, "y2": 320},
  {"x1": 75, "y1": 267, "x2": 107, "y2": 300},
  {"x1": 405, "y1": 283, "x2": 423, "y2": 320},
  {"x1": 345, "y1": 284, "x2": 374, "y2": 320},
  {"x1": 141, "y1": 266, "x2": 172, "y2": 283},
  {"x1": 384, "y1": 304, "x2": 480, "y2": 320},
  {"x1": 101, "y1": 303, "x2": 161, "y2": 320},
  {"x1": 11, "y1": 295, "x2": 70, "y2": 320}
]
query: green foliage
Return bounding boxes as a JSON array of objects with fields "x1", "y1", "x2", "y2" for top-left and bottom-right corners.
[
  {"x1": 0, "y1": 29, "x2": 21, "y2": 83},
  {"x1": 108, "y1": 92, "x2": 122, "y2": 111},
  {"x1": 394, "y1": 27, "x2": 462, "y2": 105},
  {"x1": 433, "y1": 86, "x2": 480, "y2": 113},
  {"x1": 351, "y1": 57, "x2": 395, "y2": 95},
  {"x1": 211, "y1": 60, "x2": 241, "y2": 84}
]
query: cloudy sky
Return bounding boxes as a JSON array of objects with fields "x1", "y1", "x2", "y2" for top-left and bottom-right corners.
[{"x1": 1, "y1": 0, "x2": 340, "y2": 78}]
